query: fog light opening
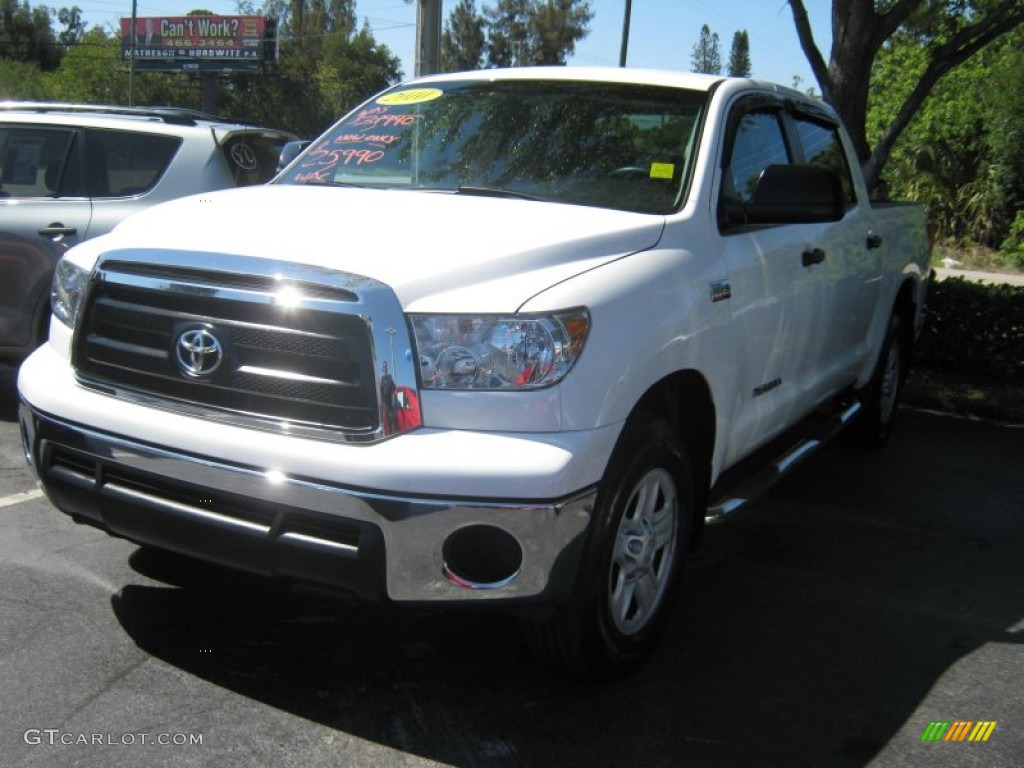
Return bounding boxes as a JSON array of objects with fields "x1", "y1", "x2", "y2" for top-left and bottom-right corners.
[{"x1": 442, "y1": 524, "x2": 523, "y2": 590}]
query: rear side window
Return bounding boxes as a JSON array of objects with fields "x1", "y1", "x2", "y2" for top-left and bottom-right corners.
[
  {"x1": 0, "y1": 126, "x2": 79, "y2": 198},
  {"x1": 793, "y1": 116, "x2": 857, "y2": 207},
  {"x1": 84, "y1": 129, "x2": 181, "y2": 198},
  {"x1": 222, "y1": 134, "x2": 290, "y2": 187}
]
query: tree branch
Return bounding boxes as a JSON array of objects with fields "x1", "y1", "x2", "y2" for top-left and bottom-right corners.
[
  {"x1": 787, "y1": 0, "x2": 831, "y2": 97},
  {"x1": 866, "y1": 0, "x2": 1024, "y2": 187},
  {"x1": 874, "y1": 0, "x2": 921, "y2": 45}
]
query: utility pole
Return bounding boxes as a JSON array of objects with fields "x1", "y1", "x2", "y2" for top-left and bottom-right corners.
[
  {"x1": 619, "y1": 0, "x2": 632, "y2": 67},
  {"x1": 129, "y1": 0, "x2": 137, "y2": 105},
  {"x1": 416, "y1": 0, "x2": 442, "y2": 76}
]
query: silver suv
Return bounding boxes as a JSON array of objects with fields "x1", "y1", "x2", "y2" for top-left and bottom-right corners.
[{"x1": 0, "y1": 103, "x2": 295, "y2": 362}]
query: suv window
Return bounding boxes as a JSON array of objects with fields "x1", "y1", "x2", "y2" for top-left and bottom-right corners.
[
  {"x1": 84, "y1": 129, "x2": 181, "y2": 198},
  {"x1": 0, "y1": 127, "x2": 77, "y2": 198},
  {"x1": 223, "y1": 135, "x2": 290, "y2": 187},
  {"x1": 793, "y1": 116, "x2": 856, "y2": 207}
]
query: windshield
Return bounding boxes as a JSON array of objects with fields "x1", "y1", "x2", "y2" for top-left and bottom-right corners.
[{"x1": 278, "y1": 79, "x2": 707, "y2": 214}]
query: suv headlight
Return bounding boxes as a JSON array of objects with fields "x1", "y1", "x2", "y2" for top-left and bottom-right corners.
[
  {"x1": 411, "y1": 310, "x2": 589, "y2": 390},
  {"x1": 51, "y1": 256, "x2": 90, "y2": 328}
]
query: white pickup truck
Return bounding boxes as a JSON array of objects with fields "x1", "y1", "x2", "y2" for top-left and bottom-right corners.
[{"x1": 18, "y1": 68, "x2": 930, "y2": 678}]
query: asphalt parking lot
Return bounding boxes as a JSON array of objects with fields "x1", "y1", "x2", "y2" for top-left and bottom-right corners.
[{"x1": 1, "y1": 362, "x2": 1021, "y2": 768}]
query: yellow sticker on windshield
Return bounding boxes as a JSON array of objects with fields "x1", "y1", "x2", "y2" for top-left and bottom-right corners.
[
  {"x1": 377, "y1": 88, "x2": 443, "y2": 106},
  {"x1": 650, "y1": 163, "x2": 675, "y2": 180}
]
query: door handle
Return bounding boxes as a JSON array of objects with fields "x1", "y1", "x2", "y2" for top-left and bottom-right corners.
[
  {"x1": 866, "y1": 232, "x2": 883, "y2": 249},
  {"x1": 801, "y1": 248, "x2": 826, "y2": 267},
  {"x1": 38, "y1": 223, "x2": 78, "y2": 238}
]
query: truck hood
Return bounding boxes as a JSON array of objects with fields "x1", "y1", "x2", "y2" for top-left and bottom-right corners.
[{"x1": 104, "y1": 184, "x2": 665, "y2": 312}]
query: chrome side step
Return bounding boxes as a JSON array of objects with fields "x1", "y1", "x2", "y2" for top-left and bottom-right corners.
[{"x1": 705, "y1": 401, "x2": 862, "y2": 522}]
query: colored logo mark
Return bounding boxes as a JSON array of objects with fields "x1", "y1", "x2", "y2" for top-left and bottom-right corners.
[{"x1": 921, "y1": 721, "x2": 997, "y2": 742}]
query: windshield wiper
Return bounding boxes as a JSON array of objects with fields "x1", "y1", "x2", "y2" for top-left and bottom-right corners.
[
  {"x1": 287, "y1": 180, "x2": 368, "y2": 189},
  {"x1": 455, "y1": 185, "x2": 544, "y2": 202}
]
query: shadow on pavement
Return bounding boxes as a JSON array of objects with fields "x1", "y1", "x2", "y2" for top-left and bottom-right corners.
[{"x1": 102, "y1": 408, "x2": 1024, "y2": 767}]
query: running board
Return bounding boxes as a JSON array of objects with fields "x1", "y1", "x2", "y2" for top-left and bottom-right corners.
[{"x1": 705, "y1": 401, "x2": 862, "y2": 523}]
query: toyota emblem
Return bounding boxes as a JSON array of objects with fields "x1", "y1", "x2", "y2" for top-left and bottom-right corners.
[
  {"x1": 175, "y1": 328, "x2": 223, "y2": 377},
  {"x1": 229, "y1": 143, "x2": 259, "y2": 171}
]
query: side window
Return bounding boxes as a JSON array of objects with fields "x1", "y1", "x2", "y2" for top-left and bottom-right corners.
[
  {"x1": 0, "y1": 127, "x2": 78, "y2": 199},
  {"x1": 84, "y1": 129, "x2": 181, "y2": 198},
  {"x1": 794, "y1": 117, "x2": 856, "y2": 207},
  {"x1": 722, "y1": 109, "x2": 791, "y2": 206}
]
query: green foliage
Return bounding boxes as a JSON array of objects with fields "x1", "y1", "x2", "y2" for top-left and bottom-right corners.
[
  {"x1": 528, "y1": 0, "x2": 592, "y2": 65},
  {"x1": 690, "y1": 24, "x2": 721, "y2": 75},
  {"x1": 442, "y1": 0, "x2": 486, "y2": 71},
  {"x1": 216, "y1": 0, "x2": 399, "y2": 136},
  {"x1": 727, "y1": 30, "x2": 750, "y2": 77},
  {"x1": 914, "y1": 277, "x2": 1024, "y2": 385},
  {"x1": 0, "y1": 57, "x2": 48, "y2": 98},
  {"x1": 484, "y1": 0, "x2": 591, "y2": 67},
  {"x1": 42, "y1": 27, "x2": 191, "y2": 107},
  {"x1": 868, "y1": 26, "x2": 1024, "y2": 254},
  {"x1": 1000, "y1": 211, "x2": 1024, "y2": 269},
  {"x1": 56, "y1": 5, "x2": 85, "y2": 48},
  {"x1": 0, "y1": 1, "x2": 403, "y2": 138},
  {"x1": 0, "y1": 0, "x2": 63, "y2": 70}
]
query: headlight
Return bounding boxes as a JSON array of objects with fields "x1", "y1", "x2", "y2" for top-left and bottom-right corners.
[
  {"x1": 51, "y1": 257, "x2": 90, "y2": 328},
  {"x1": 411, "y1": 309, "x2": 590, "y2": 390}
]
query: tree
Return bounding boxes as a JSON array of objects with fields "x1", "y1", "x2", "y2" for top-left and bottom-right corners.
[
  {"x1": 789, "y1": 0, "x2": 1024, "y2": 190},
  {"x1": 442, "y1": 0, "x2": 486, "y2": 71},
  {"x1": 484, "y1": 0, "x2": 591, "y2": 67},
  {"x1": 485, "y1": 0, "x2": 534, "y2": 66},
  {"x1": 0, "y1": 0, "x2": 63, "y2": 70},
  {"x1": 868, "y1": 26, "x2": 1024, "y2": 250},
  {"x1": 219, "y1": 0, "x2": 400, "y2": 136},
  {"x1": 727, "y1": 29, "x2": 751, "y2": 77},
  {"x1": 56, "y1": 5, "x2": 86, "y2": 50},
  {"x1": 529, "y1": 0, "x2": 592, "y2": 64},
  {"x1": 690, "y1": 24, "x2": 721, "y2": 75},
  {"x1": 0, "y1": 56, "x2": 48, "y2": 97},
  {"x1": 45, "y1": 25, "x2": 200, "y2": 107}
]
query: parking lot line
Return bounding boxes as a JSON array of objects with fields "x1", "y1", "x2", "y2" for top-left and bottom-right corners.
[{"x1": 0, "y1": 488, "x2": 44, "y2": 509}]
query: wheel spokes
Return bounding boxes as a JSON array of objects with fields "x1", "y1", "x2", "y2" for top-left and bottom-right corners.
[{"x1": 609, "y1": 467, "x2": 680, "y2": 635}]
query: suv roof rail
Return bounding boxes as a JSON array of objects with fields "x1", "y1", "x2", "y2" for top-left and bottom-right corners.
[{"x1": 0, "y1": 101, "x2": 250, "y2": 127}]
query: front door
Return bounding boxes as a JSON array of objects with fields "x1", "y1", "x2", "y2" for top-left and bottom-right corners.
[
  {"x1": 715, "y1": 98, "x2": 830, "y2": 463},
  {"x1": 0, "y1": 126, "x2": 90, "y2": 352}
]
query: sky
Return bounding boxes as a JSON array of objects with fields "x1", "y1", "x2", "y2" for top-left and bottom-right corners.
[{"x1": 71, "y1": 0, "x2": 834, "y2": 90}]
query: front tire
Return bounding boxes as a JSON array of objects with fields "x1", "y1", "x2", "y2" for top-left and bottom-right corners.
[{"x1": 520, "y1": 413, "x2": 693, "y2": 679}]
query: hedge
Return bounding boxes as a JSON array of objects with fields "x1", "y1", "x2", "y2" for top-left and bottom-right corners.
[{"x1": 913, "y1": 276, "x2": 1024, "y2": 384}]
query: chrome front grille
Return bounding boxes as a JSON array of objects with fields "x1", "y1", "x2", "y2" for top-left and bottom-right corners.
[{"x1": 71, "y1": 251, "x2": 420, "y2": 441}]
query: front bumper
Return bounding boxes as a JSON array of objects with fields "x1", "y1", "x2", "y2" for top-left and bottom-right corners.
[{"x1": 20, "y1": 403, "x2": 596, "y2": 604}]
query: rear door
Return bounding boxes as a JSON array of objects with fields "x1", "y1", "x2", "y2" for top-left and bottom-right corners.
[
  {"x1": 790, "y1": 110, "x2": 882, "y2": 389},
  {"x1": 0, "y1": 125, "x2": 89, "y2": 352},
  {"x1": 85, "y1": 128, "x2": 183, "y2": 238}
]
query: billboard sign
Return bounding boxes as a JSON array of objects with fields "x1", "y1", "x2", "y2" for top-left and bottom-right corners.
[{"x1": 120, "y1": 16, "x2": 272, "y2": 73}]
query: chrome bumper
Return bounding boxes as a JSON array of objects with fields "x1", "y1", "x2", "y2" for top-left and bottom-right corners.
[{"x1": 20, "y1": 403, "x2": 595, "y2": 604}]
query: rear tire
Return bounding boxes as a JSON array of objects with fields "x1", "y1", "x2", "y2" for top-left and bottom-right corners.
[
  {"x1": 520, "y1": 413, "x2": 693, "y2": 679},
  {"x1": 850, "y1": 313, "x2": 907, "y2": 447}
]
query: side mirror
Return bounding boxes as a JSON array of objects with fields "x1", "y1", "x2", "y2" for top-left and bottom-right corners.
[
  {"x1": 276, "y1": 140, "x2": 311, "y2": 173},
  {"x1": 721, "y1": 164, "x2": 844, "y2": 228}
]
